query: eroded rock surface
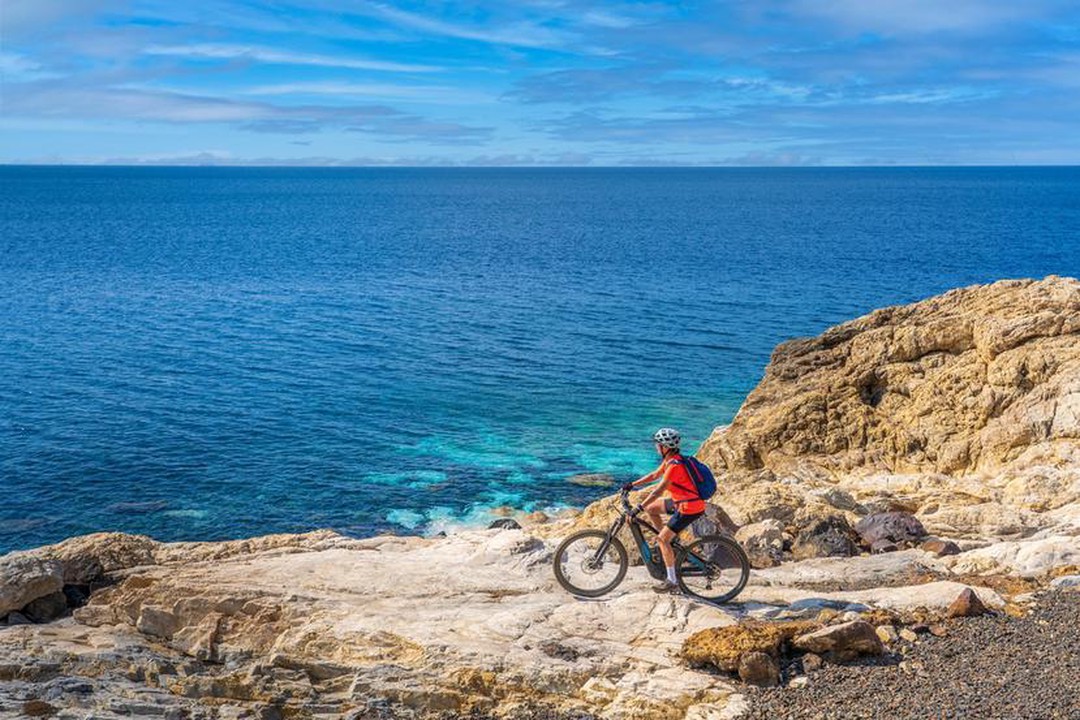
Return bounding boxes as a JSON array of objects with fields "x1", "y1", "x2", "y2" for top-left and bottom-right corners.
[
  {"x1": 3, "y1": 522, "x2": 1076, "y2": 719},
  {"x1": 696, "y1": 276, "x2": 1080, "y2": 542},
  {"x1": 1, "y1": 530, "x2": 747, "y2": 720}
]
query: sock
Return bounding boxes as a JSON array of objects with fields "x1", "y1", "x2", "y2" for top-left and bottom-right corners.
[{"x1": 666, "y1": 566, "x2": 677, "y2": 584}]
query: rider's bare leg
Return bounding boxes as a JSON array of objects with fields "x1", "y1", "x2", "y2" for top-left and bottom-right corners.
[
  {"x1": 643, "y1": 497, "x2": 666, "y2": 536},
  {"x1": 657, "y1": 526, "x2": 676, "y2": 570}
]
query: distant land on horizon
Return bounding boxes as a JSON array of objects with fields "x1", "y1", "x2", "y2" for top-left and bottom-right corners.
[{"x1": 4, "y1": 162, "x2": 1080, "y2": 169}]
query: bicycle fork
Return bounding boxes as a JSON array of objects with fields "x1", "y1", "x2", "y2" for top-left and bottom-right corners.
[{"x1": 589, "y1": 516, "x2": 626, "y2": 568}]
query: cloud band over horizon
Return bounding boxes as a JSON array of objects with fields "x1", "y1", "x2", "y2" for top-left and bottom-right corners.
[{"x1": 2, "y1": 0, "x2": 1079, "y2": 166}]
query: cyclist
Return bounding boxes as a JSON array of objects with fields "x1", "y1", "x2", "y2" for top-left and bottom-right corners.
[{"x1": 623, "y1": 427, "x2": 707, "y2": 593}]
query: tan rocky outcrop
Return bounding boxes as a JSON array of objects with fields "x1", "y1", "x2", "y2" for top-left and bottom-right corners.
[
  {"x1": 791, "y1": 620, "x2": 884, "y2": 660},
  {"x1": 1, "y1": 530, "x2": 748, "y2": 719},
  {"x1": 697, "y1": 276, "x2": 1080, "y2": 541},
  {"x1": 2, "y1": 519, "x2": 1077, "y2": 718},
  {"x1": 681, "y1": 620, "x2": 820, "y2": 672}
]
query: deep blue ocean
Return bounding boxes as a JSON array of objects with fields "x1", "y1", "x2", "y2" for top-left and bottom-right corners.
[{"x1": 2, "y1": 167, "x2": 1078, "y2": 554}]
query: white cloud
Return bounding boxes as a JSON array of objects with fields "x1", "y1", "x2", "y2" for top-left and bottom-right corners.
[
  {"x1": 0, "y1": 51, "x2": 61, "y2": 81},
  {"x1": 863, "y1": 88, "x2": 995, "y2": 105},
  {"x1": 241, "y1": 81, "x2": 493, "y2": 104},
  {"x1": 365, "y1": 2, "x2": 573, "y2": 49},
  {"x1": 143, "y1": 44, "x2": 442, "y2": 73},
  {"x1": 0, "y1": 0, "x2": 127, "y2": 38},
  {"x1": 579, "y1": 11, "x2": 637, "y2": 29},
  {"x1": 786, "y1": 0, "x2": 1065, "y2": 35},
  {"x1": 2, "y1": 83, "x2": 490, "y2": 140}
]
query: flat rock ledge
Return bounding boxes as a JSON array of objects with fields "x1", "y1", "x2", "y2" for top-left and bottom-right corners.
[{"x1": 2, "y1": 525, "x2": 1078, "y2": 720}]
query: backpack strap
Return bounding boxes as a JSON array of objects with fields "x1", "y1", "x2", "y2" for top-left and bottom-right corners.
[{"x1": 665, "y1": 455, "x2": 700, "y2": 500}]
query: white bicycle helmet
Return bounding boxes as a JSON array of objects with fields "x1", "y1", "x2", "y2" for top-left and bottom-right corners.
[{"x1": 652, "y1": 427, "x2": 681, "y2": 450}]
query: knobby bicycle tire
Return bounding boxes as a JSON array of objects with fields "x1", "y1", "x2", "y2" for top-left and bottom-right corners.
[
  {"x1": 675, "y1": 534, "x2": 750, "y2": 604},
  {"x1": 553, "y1": 530, "x2": 629, "y2": 598}
]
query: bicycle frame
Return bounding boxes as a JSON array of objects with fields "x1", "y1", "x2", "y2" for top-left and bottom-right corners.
[{"x1": 594, "y1": 491, "x2": 713, "y2": 581}]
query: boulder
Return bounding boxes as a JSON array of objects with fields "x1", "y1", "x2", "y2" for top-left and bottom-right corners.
[
  {"x1": 691, "y1": 503, "x2": 741, "y2": 537},
  {"x1": 566, "y1": 473, "x2": 616, "y2": 488},
  {"x1": 520, "y1": 511, "x2": 549, "y2": 526},
  {"x1": 920, "y1": 538, "x2": 961, "y2": 557},
  {"x1": 791, "y1": 515, "x2": 861, "y2": 560},
  {"x1": 854, "y1": 512, "x2": 927, "y2": 548},
  {"x1": 942, "y1": 535, "x2": 1080, "y2": 577},
  {"x1": 870, "y1": 540, "x2": 899, "y2": 554},
  {"x1": 809, "y1": 488, "x2": 865, "y2": 514},
  {"x1": 0, "y1": 555, "x2": 63, "y2": 616},
  {"x1": 681, "y1": 620, "x2": 819, "y2": 673},
  {"x1": 738, "y1": 651, "x2": 780, "y2": 687},
  {"x1": 54, "y1": 533, "x2": 158, "y2": 583},
  {"x1": 946, "y1": 587, "x2": 991, "y2": 618},
  {"x1": 735, "y1": 520, "x2": 785, "y2": 568},
  {"x1": 792, "y1": 620, "x2": 884, "y2": 661},
  {"x1": 22, "y1": 591, "x2": 69, "y2": 623},
  {"x1": 487, "y1": 519, "x2": 522, "y2": 530}
]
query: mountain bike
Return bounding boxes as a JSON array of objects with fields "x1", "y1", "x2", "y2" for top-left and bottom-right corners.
[{"x1": 553, "y1": 488, "x2": 750, "y2": 604}]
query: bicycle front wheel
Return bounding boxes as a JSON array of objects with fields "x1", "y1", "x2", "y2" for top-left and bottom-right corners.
[
  {"x1": 676, "y1": 534, "x2": 750, "y2": 604},
  {"x1": 553, "y1": 530, "x2": 628, "y2": 598}
]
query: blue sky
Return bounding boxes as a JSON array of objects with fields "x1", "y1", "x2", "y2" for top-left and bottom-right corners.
[{"x1": 2, "y1": 0, "x2": 1079, "y2": 165}]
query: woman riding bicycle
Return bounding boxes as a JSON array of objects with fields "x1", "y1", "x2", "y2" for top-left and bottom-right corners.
[{"x1": 623, "y1": 427, "x2": 706, "y2": 593}]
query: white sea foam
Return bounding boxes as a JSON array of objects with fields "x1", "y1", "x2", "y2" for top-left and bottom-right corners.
[
  {"x1": 399, "y1": 434, "x2": 546, "y2": 470},
  {"x1": 386, "y1": 508, "x2": 425, "y2": 530},
  {"x1": 162, "y1": 509, "x2": 209, "y2": 519}
]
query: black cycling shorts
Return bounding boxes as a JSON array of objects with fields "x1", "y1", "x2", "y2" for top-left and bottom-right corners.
[{"x1": 664, "y1": 498, "x2": 703, "y2": 533}]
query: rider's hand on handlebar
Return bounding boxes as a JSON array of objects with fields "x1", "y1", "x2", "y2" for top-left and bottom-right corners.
[{"x1": 621, "y1": 482, "x2": 635, "y2": 493}]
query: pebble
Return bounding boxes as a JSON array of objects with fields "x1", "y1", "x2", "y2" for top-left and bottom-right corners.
[
  {"x1": 875, "y1": 625, "x2": 897, "y2": 643},
  {"x1": 744, "y1": 588, "x2": 1080, "y2": 720},
  {"x1": 898, "y1": 628, "x2": 918, "y2": 642},
  {"x1": 801, "y1": 653, "x2": 824, "y2": 673}
]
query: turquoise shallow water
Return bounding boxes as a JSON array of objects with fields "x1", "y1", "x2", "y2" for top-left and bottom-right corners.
[{"x1": 1, "y1": 166, "x2": 1078, "y2": 553}]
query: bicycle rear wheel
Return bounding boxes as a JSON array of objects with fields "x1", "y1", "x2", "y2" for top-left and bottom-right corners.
[
  {"x1": 675, "y1": 534, "x2": 750, "y2": 604},
  {"x1": 553, "y1": 530, "x2": 628, "y2": 598}
]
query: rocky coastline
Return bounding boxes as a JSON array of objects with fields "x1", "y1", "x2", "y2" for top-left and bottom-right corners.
[{"x1": 3, "y1": 276, "x2": 1079, "y2": 720}]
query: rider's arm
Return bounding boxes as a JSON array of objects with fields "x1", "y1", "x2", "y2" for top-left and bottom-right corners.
[
  {"x1": 640, "y1": 475, "x2": 671, "y2": 506},
  {"x1": 641, "y1": 459, "x2": 678, "y2": 503},
  {"x1": 627, "y1": 464, "x2": 664, "y2": 490}
]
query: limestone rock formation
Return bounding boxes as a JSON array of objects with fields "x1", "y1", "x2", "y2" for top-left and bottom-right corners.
[
  {"x1": 1, "y1": 519, "x2": 1077, "y2": 718},
  {"x1": 791, "y1": 620, "x2": 885, "y2": 661},
  {"x1": 735, "y1": 520, "x2": 785, "y2": 568},
  {"x1": 0, "y1": 556, "x2": 62, "y2": 617},
  {"x1": 681, "y1": 620, "x2": 820, "y2": 672},
  {"x1": 2, "y1": 530, "x2": 752, "y2": 719},
  {"x1": 697, "y1": 276, "x2": 1080, "y2": 541}
]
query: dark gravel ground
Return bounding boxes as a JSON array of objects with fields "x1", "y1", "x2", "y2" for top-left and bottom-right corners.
[{"x1": 744, "y1": 588, "x2": 1080, "y2": 720}]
